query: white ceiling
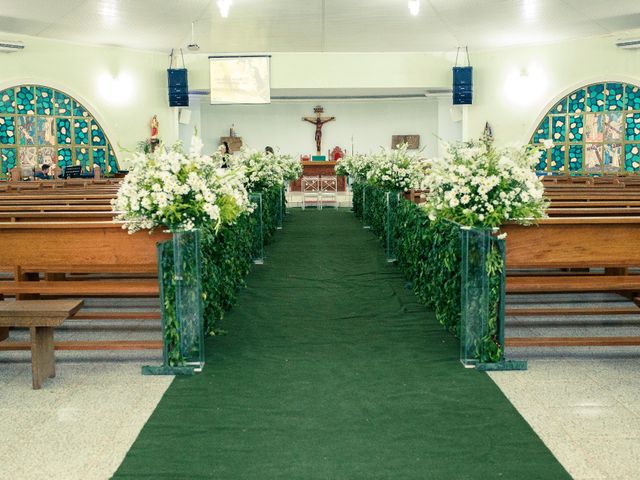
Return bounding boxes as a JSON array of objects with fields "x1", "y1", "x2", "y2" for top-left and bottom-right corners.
[{"x1": 0, "y1": 0, "x2": 639, "y2": 53}]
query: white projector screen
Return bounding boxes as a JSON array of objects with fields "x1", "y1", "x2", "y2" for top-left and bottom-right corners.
[{"x1": 209, "y1": 55, "x2": 271, "y2": 104}]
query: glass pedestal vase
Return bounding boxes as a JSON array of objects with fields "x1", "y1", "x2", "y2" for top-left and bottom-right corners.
[
  {"x1": 458, "y1": 225, "x2": 526, "y2": 371},
  {"x1": 143, "y1": 229, "x2": 205, "y2": 376},
  {"x1": 250, "y1": 192, "x2": 265, "y2": 264},
  {"x1": 276, "y1": 187, "x2": 284, "y2": 230}
]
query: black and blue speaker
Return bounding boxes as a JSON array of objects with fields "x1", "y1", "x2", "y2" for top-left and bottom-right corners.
[
  {"x1": 167, "y1": 68, "x2": 189, "y2": 107},
  {"x1": 452, "y1": 66, "x2": 473, "y2": 105}
]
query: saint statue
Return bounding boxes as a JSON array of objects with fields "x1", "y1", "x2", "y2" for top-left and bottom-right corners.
[
  {"x1": 150, "y1": 115, "x2": 159, "y2": 139},
  {"x1": 302, "y1": 106, "x2": 335, "y2": 156}
]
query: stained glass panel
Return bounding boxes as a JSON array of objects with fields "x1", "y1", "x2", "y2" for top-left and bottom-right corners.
[
  {"x1": 606, "y1": 83, "x2": 624, "y2": 111},
  {"x1": 551, "y1": 98, "x2": 567, "y2": 114},
  {"x1": 36, "y1": 86, "x2": 54, "y2": 116},
  {"x1": 550, "y1": 145, "x2": 565, "y2": 171},
  {"x1": 18, "y1": 146, "x2": 37, "y2": 168},
  {"x1": 0, "y1": 89, "x2": 16, "y2": 114},
  {"x1": 626, "y1": 85, "x2": 640, "y2": 111},
  {"x1": 15, "y1": 86, "x2": 35, "y2": 115},
  {"x1": 93, "y1": 148, "x2": 106, "y2": 171},
  {"x1": 1, "y1": 148, "x2": 16, "y2": 174},
  {"x1": 0, "y1": 117, "x2": 15, "y2": 144},
  {"x1": 585, "y1": 114, "x2": 603, "y2": 142},
  {"x1": 568, "y1": 89, "x2": 585, "y2": 113},
  {"x1": 585, "y1": 144, "x2": 603, "y2": 172},
  {"x1": 604, "y1": 112, "x2": 623, "y2": 141},
  {"x1": 57, "y1": 148, "x2": 72, "y2": 168},
  {"x1": 532, "y1": 118, "x2": 550, "y2": 142},
  {"x1": 56, "y1": 118, "x2": 72, "y2": 145},
  {"x1": 624, "y1": 144, "x2": 640, "y2": 172},
  {"x1": 551, "y1": 116, "x2": 566, "y2": 142},
  {"x1": 568, "y1": 115, "x2": 584, "y2": 142},
  {"x1": 604, "y1": 144, "x2": 622, "y2": 172},
  {"x1": 38, "y1": 147, "x2": 56, "y2": 166},
  {"x1": 18, "y1": 116, "x2": 36, "y2": 145},
  {"x1": 37, "y1": 117, "x2": 55, "y2": 145},
  {"x1": 91, "y1": 120, "x2": 106, "y2": 146},
  {"x1": 74, "y1": 119, "x2": 90, "y2": 145},
  {"x1": 586, "y1": 84, "x2": 605, "y2": 112},
  {"x1": 568, "y1": 145, "x2": 583, "y2": 171},
  {"x1": 75, "y1": 147, "x2": 91, "y2": 171},
  {"x1": 626, "y1": 113, "x2": 640, "y2": 141},
  {"x1": 54, "y1": 91, "x2": 72, "y2": 116}
]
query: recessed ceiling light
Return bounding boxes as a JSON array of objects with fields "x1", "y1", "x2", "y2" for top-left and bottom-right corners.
[
  {"x1": 217, "y1": 0, "x2": 232, "y2": 18},
  {"x1": 408, "y1": 0, "x2": 420, "y2": 16}
]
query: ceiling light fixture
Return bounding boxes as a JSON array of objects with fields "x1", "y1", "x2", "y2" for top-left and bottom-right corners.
[
  {"x1": 408, "y1": 0, "x2": 420, "y2": 16},
  {"x1": 217, "y1": 0, "x2": 232, "y2": 18}
]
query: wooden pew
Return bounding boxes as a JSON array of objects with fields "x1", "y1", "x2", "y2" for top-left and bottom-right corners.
[
  {"x1": 501, "y1": 217, "x2": 640, "y2": 347},
  {"x1": 0, "y1": 222, "x2": 170, "y2": 352}
]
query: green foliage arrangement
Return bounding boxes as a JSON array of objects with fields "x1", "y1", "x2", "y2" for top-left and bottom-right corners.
[
  {"x1": 159, "y1": 185, "x2": 284, "y2": 366},
  {"x1": 354, "y1": 184, "x2": 504, "y2": 363}
]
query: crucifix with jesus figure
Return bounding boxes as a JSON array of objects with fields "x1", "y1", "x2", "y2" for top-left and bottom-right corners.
[{"x1": 302, "y1": 106, "x2": 335, "y2": 156}]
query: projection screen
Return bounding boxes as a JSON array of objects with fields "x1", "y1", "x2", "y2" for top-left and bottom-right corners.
[{"x1": 209, "y1": 55, "x2": 271, "y2": 104}]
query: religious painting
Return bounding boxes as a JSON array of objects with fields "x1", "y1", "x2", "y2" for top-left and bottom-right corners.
[
  {"x1": 603, "y1": 112, "x2": 623, "y2": 141},
  {"x1": 38, "y1": 147, "x2": 56, "y2": 166},
  {"x1": 18, "y1": 146, "x2": 37, "y2": 167},
  {"x1": 603, "y1": 144, "x2": 621, "y2": 172},
  {"x1": 585, "y1": 144, "x2": 603, "y2": 171},
  {"x1": 584, "y1": 114, "x2": 603, "y2": 142},
  {"x1": 37, "y1": 117, "x2": 56, "y2": 145},
  {"x1": 392, "y1": 135, "x2": 420, "y2": 149},
  {"x1": 17, "y1": 116, "x2": 36, "y2": 145}
]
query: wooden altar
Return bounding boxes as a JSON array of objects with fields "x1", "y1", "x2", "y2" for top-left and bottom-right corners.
[{"x1": 289, "y1": 161, "x2": 347, "y2": 192}]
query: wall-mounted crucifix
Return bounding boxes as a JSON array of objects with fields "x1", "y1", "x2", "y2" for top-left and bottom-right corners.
[{"x1": 302, "y1": 106, "x2": 335, "y2": 156}]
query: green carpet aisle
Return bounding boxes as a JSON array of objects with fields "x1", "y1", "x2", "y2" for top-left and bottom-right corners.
[{"x1": 113, "y1": 210, "x2": 569, "y2": 480}]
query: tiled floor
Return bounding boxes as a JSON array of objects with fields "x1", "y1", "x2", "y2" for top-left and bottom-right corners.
[
  {"x1": 0, "y1": 299, "x2": 172, "y2": 479},
  {"x1": 0, "y1": 355, "x2": 172, "y2": 479},
  {"x1": 489, "y1": 293, "x2": 640, "y2": 480}
]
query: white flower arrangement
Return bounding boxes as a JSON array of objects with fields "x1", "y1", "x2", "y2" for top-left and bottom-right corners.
[
  {"x1": 365, "y1": 143, "x2": 427, "y2": 191},
  {"x1": 336, "y1": 144, "x2": 426, "y2": 191},
  {"x1": 335, "y1": 153, "x2": 375, "y2": 181},
  {"x1": 112, "y1": 136, "x2": 252, "y2": 233},
  {"x1": 421, "y1": 137, "x2": 547, "y2": 228},
  {"x1": 233, "y1": 148, "x2": 302, "y2": 191}
]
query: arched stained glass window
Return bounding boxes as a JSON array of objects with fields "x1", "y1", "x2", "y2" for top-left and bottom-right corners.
[
  {"x1": 530, "y1": 81, "x2": 640, "y2": 174},
  {"x1": 0, "y1": 85, "x2": 119, "y2": 177}
]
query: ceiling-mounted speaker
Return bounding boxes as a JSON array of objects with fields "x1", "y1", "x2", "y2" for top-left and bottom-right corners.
[
  {"x1": 168, "y1": 68, "x2": 189, "y2": 107},
  {"x1": 452, "y1": 66, "x2": 473, "y2": 105}
]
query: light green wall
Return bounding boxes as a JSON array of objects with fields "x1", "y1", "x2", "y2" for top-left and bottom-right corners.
[
  {"x1": 466, "y1": 36, "x2": 640, "y2": 145},
  {"x1": 0, "y1": 33, "x2": 176, "y2": 168}
]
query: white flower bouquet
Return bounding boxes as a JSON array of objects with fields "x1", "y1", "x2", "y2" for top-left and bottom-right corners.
[
  {"x1": 421, "y1": 137, "x2": 547, "y2": 228},
  {"x1": 335, "y1": 153, "x2": 374, "y2": 181},
  {"x1": 112, "y1": 137, "x2": 252, "y2": 233},
  {"x1": 234, "y1": 148, "x2": 302, "y2": 191},
  {"x1": 365, "y1": 143, "x2": 426, "y2": 191}
]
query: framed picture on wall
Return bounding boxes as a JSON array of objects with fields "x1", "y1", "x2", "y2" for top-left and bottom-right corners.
[{"x1": 392, "y1": 135, "x2": 420, "y2": 149}]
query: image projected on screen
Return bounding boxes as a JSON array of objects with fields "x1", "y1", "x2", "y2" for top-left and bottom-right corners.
[{"x1": 210, "y1": 56, "x2": 271, "y2": 104}]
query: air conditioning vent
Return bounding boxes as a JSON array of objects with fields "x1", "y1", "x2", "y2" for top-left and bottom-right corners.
[
  {"x1": 615, "y1": 38, "x2": 640, "y2": 49},
  {"x1": 0, "y1": 41, "x2": 25, "y2": 53}
]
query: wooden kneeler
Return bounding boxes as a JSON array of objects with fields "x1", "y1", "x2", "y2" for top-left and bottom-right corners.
[{"x1": 0, "y1": 299, "x2": 83, "y2": 389}]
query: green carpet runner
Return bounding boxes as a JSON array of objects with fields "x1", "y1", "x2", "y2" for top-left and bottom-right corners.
[{"x1": 114, "y1": 209, "x2": 569, "y2": 479}]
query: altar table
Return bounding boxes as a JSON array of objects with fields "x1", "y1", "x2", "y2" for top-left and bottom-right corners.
[{"x1": 289, "y1": 161, "x2": 347, "y2": 192}]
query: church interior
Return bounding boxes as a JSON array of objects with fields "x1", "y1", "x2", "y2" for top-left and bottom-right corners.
[{"x1": 1, "y1": 1, "x2": 640, "y2": 479}]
